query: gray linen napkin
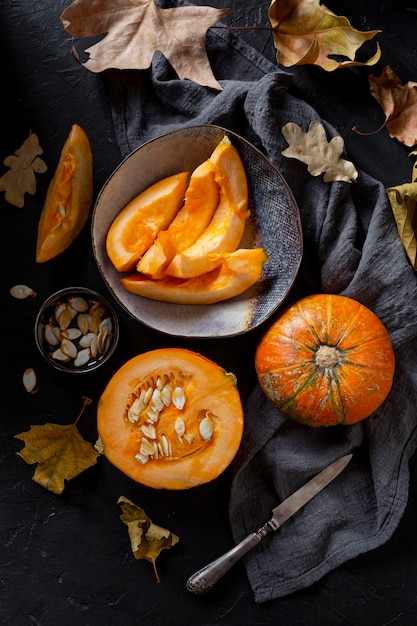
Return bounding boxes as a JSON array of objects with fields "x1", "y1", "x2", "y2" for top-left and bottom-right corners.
[{"x1": 106, "y1": 4, "x2": 417, "y2": 602}]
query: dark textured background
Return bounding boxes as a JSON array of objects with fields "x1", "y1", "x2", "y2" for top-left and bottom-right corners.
[{"x1": 1, "y1": 1, "x2": 417, "y2": 624}]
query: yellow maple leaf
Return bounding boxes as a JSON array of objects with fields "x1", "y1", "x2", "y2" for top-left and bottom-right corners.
[
  {"x1": 268, "y1": 0, "x2": 381, "y2": 71},
  {"x1": 0, "y1": 132, "x2": 47, "y2": 208},
  {"x1": 61, "y1": 0, "x2": 229, "y2": 90},
  {"x1": 118, "y1": 496, "x2": 179, "y2": 582},
  {"x1": 15, "y1": 397, "x2": 98, "y2": 494}
]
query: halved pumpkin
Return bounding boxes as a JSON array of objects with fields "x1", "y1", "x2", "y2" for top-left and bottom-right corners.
[
  {"x1": 105, "y1": 172, "x2": 189, "y2": 273},
  {"x1": 97, "y1": 348, "x2": 244, "y2": 489},
  {"x1": 36, "y1": 124, "x2": 93, "y2": 263},
  {"x1": 165, "y1": 136, "x2": 249, "y2": 278},
  {"x1": 137, "y1": 159, "x2": 220, "y2": 278},
  {"x1": 122, "y1": 248, "x2": 267, "y2": 304}
]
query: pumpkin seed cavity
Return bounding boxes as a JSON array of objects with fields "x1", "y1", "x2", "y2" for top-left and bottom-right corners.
[{"x1": 127, "y1": 370, "x2": 215, "y2": 464}]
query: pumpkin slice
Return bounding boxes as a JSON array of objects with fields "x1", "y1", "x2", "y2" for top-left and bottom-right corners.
[
  {"x1": 137, "y1": 159, "x2": 220, "y2": 278},
  {"x1": 105, "y1": 172, "x2": 189, "y2": 273},
  {"x1": 97, "y1": 348, "x2": 244, "y2": 489},
  {"x1": 36, "y1": 124, "x2": 93, "y2": 263},
  {"x1": 122, "y1": 248, "x2": 267, "y2": 304},
  {"x1": 164, "y1": 136, "x2": 249, "y2": 278},
  {"x1": 255, "y1": 294, "x2": 395, "y2": 426}
]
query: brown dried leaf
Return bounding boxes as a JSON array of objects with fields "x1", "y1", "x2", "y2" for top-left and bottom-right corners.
[
  {"x1": 282, "y1": 121, "x2": 358, "y2": 183},
  {"x1": 386, "y1": 150, "x2": 417, "y2": 269},
  {"x1": 268, "y1": 0, "x2": 380, "y2": 71},
  {"x1": 118, "y1": 496, "x2": 179, "y2": 582},
  {"x1": 368, "y1": 66, "x2": 417, "y2": 147},
  {"x1": 60, "y1": 0, "x2": 229, "y2": 90},
  {"x1": 0, "y1": 132, "x2": 47, "y2": 207},
  {"x1": 15, "y1": 397, "x2": 98, "y2": 494}
]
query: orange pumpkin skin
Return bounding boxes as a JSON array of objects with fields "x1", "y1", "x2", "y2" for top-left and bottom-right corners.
[
  {"x1": 97, "y1": 348, "x2": 244, "y2": 489},
  {"x1": 255, "y1": 294, "x2": 395, "y2": 426}
]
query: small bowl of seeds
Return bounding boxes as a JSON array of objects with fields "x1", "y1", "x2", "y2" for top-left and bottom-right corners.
[{"x1": 35, "y1": 287, "x2": 119, "y2": 373}]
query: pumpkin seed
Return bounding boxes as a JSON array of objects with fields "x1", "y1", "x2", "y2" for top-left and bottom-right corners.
[
  {"x1": 10, "y1": 284, "x2": 37, "y2": 299},
  {"x1": 74, "y1": 348, "x2": 91, "y2": 368},
  {"x1": 61, "y1": 338, "x2": 78, "y2": 359},
  {"x1": 58, "y1": 308, "x2": 73, "y2": 331},
  {"x1": 172, "y1": 386, "x2": 186, "y2": 409},
  {"x1": 52, "y1": 348, "x2": 71, "y2": 362},
  {"x1": 199, "y1": 415, "x2": 213, "y2": 441},
  {"x1": 61, "y1": 327, "x2": 82, "y2": 341},
  {"x1": 44, "y1": 323, "x2": 60, "y2": 346},
  {"x1": 23, "y1": 368, "x2": 37, "y2": 393},
  {"x1": 67, "y1": 296, "x2": 88, "y2": 312},
  {"x1": 79, "y1": 332, "x2": 96, "y2": 348},
  {"x1": 174, "y1": 416, "x2": 186, "y2": 437}
]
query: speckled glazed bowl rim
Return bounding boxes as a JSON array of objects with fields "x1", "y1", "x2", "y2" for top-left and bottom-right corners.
[
  {"x1": 92, "y1": 124, "x2": 303, "y2": 338},
  {"x1": 34, "y1": 286, "x2": 120, "y2": 374}
]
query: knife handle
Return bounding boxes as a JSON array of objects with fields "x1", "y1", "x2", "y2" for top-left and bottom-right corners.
[{"x1": 186, "y1": 521, "x2": 274, "y2": 595}]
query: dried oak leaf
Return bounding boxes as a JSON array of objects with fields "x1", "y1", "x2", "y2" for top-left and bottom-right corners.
[
  {"x1": 268, "y1": 0, "x2": 381, "y2": 71},
  {"x1": 282, "y1": 120, "x2": 358, "y2": 183},
  {"x1": 0, "y1": 132, "x2": 47, "y2": 208},
  {"x1": 60, "y1": 0, "x2": 229, "y2": 90},
  {"x1": 15, "y1": 398, "x2": 98, "y2": 494},
  {"x1": 386, "y1": 150, "x2": 417, "y2": 269},
  {"x1": 368, "y1": 66, "x2": 417, "y2": 147},
  {"x1": 118, "y1": 496, "x2": 179, "y2": 582}
]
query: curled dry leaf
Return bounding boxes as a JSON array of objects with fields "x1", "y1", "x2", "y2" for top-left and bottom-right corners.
[
  {"x1": 366, "y1": 66, "x2": 417, "y2": 147},
  {"x1": 118, "y1": 496, "x2": 179, "y2": 582},
  {"x1": 61, "y1": 0, "x2": 229, "y2": 90},
  {"x1": 268, "y1": 0, "x2": 381, "y2": 71},
  {"x1": 386, "y1": 150, "x2": 417, "y2": 269},
  {"x1": 23, "y1": 368, "x2": 37, "y2": 394},
  {"x1": 282, "y1": 121, "x2": 358, "y2": 183},
  {"x1": 0, "y1": 132, "x2": 47, "y2": 207},
  {"x1": 15, "y1": 396, "x2": 98, "y2": 494},
  {"x1": 10, "y1": 284, "x2": 37, "y2": 299}
]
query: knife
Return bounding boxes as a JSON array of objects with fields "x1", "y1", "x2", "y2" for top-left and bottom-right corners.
[{"x1": 186, "y1": 453, "x2": 352, "y2": 595}]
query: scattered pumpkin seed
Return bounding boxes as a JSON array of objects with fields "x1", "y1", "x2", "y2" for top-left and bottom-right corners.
[
  {"x1": 10, "y1": 284, "x2": 37, "y2": 299},
  {"x1": 23, "y1": 368, "x2": 37, "y2": 393}
]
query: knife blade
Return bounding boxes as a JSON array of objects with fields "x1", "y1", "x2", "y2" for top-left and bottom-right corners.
[{"x1": 186, "y1": 453, "x2": 352, "y2": 595}]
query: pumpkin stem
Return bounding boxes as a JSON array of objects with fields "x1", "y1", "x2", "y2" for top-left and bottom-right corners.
[{"x1": 315, "y1": 345, "x2": 340, "y2": 369}]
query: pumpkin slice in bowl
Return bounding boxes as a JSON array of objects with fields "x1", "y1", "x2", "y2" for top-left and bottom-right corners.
[
  {"x1": 164, "y1": 136, "x2": 249, "y2": 279},
  {"x1": 137, "y1": 158, "x2": 219, "y2": 278},
  {"x1": 122, "y1": 247, "x2": 267, "y2": 304},
  {"x1": 106, "y1": 171, "x2": 189, "y2": 273}
]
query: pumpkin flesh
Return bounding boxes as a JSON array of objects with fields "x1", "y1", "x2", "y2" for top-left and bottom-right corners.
[
  {"x1": 164, "y1": 136, "x2": 249, "y2": 278},
  {"x1": 97, "y1": 348, "x2": 244, "y2": 489},
  {"x1": 122, "y1": 248, "x2": 267, "y2": 304},
  {"x1": 105, "y1": 172, "x2": 189, "y2": 272},
  {"x1": 255, "y1": 294, "x2": 395, "y2": 426},
  {"x1": 137, "y1": 159, "x2": 220, "y2": 278},
  {"x1": 36, "y1": 124, "x2": 93, "y2": 263}
]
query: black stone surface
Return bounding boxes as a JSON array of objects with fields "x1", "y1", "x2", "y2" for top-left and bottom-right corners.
[{"x1": 1, "y1": 1, "x2": 417, "y2": 624}]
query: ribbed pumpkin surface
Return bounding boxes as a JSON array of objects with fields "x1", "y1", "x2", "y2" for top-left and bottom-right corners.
[{"x1": 255, "y1": 294, "x2": 395, "y2": 426}]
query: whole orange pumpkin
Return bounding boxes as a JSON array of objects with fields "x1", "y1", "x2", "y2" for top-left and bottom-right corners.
[{"x1": 255, "y1": 294, "x2": 395, "y2": 426}]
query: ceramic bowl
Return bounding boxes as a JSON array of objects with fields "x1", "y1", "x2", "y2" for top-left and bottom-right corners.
[
  {"x1": 35, "y1": 287, "x2": 119, "y2": 373},
  {"x1": 92, "y1": 125, "x2": 303, "y2": 338}
]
